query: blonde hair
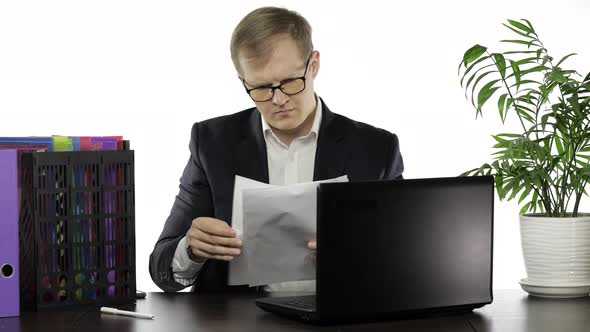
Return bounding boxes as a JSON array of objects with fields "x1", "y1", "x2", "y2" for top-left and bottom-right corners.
[{"x1": 230, "y1": 7, "x2": 314, "y2": 75}]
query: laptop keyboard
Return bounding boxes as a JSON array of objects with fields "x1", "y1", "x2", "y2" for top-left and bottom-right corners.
[{"x1": 284, "y1": 296, "x2": 316, "y2": 310}]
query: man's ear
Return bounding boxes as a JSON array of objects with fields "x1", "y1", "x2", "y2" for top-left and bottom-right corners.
[{"x1": 311, "y1": 51, "x2": 320, "y2": 79}]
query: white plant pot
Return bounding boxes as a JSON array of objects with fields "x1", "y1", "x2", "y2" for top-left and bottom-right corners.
[{"x1": 520, "y1": 213, "x2": 590, "y2": 286}]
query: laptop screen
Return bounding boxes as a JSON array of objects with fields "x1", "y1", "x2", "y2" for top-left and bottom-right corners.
[{"x1": 316, "y1": 176, "x2": 494, "y2": 318}]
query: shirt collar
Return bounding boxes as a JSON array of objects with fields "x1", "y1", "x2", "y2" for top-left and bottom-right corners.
[{"x1": 261, "y1": 94, "x2": 323, "y2": 141}]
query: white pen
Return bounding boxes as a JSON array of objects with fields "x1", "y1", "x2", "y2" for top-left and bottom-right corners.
[{"x1": 100, "y1": 306, "x2": 155, "y2": 319}]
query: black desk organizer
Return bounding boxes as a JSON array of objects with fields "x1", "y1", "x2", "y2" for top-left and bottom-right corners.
[{"x1": 19, "y1": 151, "x2": 136, "y2": 309}]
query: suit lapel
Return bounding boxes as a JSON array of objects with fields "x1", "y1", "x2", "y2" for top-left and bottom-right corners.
[
  {"x1": 314, "y1": 98, "x2": 348, "y2": 180},
  {"x1": 234, "y1": 109, "x2": 269, "y2": 183}
]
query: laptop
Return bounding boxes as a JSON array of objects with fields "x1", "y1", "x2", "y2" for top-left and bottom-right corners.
[{"x1": 255, "y1": 176, "x2": 494, "y2": 323}]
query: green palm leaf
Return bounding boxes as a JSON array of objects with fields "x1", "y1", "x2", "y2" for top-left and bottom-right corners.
[{"x1": 463, "y1": 45, "x2": 487, "y2": 67}]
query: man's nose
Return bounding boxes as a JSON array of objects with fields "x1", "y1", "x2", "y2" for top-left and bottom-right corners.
[{"x1": 272, "y1": 88, "x2": 289, "y2": 106}]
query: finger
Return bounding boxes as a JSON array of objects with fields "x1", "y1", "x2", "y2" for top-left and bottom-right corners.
[
  {"x1": 196, "y1": 218, "x2": 236, "y2": 237},
  {"x1": 308, "y1": 240, "x2": 317, "y2": 250},
  {"x1": 195, "y1": 240, "x2": 241, "y2": 257},
  {"x1": 195, "y1": 229, "x2": 242, "y2": 248},
  {"x1": 192, "y1": 248, "x2": 235, "y2": 262}
]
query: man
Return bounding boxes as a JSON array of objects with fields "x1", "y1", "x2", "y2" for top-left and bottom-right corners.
[{"x1": 149, "y1": 6, "x2": 404, "y2": 293}]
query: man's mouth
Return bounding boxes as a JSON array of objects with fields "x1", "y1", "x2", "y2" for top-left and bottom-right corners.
[{"x1": 275, "y1": 109, "x2": 294, "y2": 114}]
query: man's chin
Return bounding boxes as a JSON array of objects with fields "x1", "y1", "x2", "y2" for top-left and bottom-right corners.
[{"x1": 269, "y1": 120, "x2": 300, "y2": 132}]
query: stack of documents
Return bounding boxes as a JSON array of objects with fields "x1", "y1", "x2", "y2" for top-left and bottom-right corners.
[{"x1": 229, "y1": 175, "x2": 348, "y2": 286}]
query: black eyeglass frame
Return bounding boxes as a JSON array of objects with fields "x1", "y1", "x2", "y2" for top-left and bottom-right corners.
[{"x1": 241, "y1": 53, "x2": 313, "y2": 102}]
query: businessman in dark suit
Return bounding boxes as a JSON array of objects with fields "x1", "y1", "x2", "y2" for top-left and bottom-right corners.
[{"x1": 149, "y1": 6, "x2": 404, "y2": 293}]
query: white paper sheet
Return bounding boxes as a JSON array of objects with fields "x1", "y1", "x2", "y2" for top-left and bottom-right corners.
[
  {"x1": 228, "y1": 175, "x2": 348, "y2": 286},
  {"x1": 228, "y1": 176, "x2": 276, "y2": 285}
]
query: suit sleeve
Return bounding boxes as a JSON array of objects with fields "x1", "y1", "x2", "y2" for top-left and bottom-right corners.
[
  {"x1": 383, "y1": 133, "x2": 404, "y2": 180},
  {"x1": 149, "y1": 122, "x2": 215, "y2": 292}
]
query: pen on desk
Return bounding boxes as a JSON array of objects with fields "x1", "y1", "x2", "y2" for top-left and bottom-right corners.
[{"x1": 100, "y1": 307, "x2": 155, "y2": 319}]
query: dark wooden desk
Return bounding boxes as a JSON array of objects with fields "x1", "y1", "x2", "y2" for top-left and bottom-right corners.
[
  {"x1": 3, "y1": 290, "x2": 590, "y2": 332},
  {"x1": 468, "y1": 290, "x2": 590, "y2": 332}
]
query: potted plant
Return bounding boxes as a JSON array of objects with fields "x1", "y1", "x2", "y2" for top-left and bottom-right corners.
[{"x1": 458, "y1": 19, "x2": 590, "y2": 298}]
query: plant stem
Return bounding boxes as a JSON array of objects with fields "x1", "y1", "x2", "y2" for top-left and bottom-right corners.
[
  {"x1": 489, "y1": 50, "x2": 552, "y2": 214},
  {"x1": 573, "y1": 179, "x2": 588, "y2": 216}
]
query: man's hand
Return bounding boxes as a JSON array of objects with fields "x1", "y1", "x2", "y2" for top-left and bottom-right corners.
[
  {"x1": 186, "y1": 217, "x2": 242, "y2": 262},
  {"x1": 308, "y1": 240, "x2": 317, "y2": 251}
]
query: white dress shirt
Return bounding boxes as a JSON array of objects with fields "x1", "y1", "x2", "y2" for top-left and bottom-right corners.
[{"x1": 171, "y1": 95, "x2": 323, "y2": 292}]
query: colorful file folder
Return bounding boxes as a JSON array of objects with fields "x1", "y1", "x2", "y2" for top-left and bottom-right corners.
[{"x1": 0, "y1": 136, "x2": 134, "y2": 309}]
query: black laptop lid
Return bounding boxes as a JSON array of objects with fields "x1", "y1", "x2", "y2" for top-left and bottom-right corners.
[{"x1": 316, "y1": 176, "x2": 494, "y2": 320}]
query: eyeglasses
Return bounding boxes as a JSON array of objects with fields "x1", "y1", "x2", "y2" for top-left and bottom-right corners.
[{"x1": 241, "y1": 54, "x2": 313, "y2": 102}]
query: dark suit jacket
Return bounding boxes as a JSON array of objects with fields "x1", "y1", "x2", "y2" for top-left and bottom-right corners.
[{"x1": 149, "y1": 98, "x2": 404, "y2": 292}]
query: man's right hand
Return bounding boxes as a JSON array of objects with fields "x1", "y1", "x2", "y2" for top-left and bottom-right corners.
[{"x1": 186, "y1": 217, "x2": 242, "y2": 262}]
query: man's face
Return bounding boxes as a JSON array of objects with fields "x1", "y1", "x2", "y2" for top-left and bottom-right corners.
[{"x1": 239, "y1": 34, "x2": 319, "y2": 133}]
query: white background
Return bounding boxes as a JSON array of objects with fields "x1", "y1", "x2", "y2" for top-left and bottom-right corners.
[{"x1": 1, "y1": 0, "x2": 589, "y2": 292}]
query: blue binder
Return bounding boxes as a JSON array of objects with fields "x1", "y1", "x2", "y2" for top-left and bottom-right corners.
[{"x1": 0, "y1": 137, "x2": 54, "y2": 151}]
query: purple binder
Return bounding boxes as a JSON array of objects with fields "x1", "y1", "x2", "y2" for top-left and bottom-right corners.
[{"x1": 0, "y1": 149, "x2": 20, "y2": 317}]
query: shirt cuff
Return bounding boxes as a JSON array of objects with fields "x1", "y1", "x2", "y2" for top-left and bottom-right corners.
[{"x1": 171, "y1": 235, "x2": 206, "y2": 286}]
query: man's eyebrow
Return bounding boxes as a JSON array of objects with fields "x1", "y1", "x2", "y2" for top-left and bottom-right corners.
[
  {"x1": 247, "y1": 63, "x2": 307, "y2": 87},
  {"x1": 248, "y1": 76, "x2": 296, "y2": 88},
  {"x1": 248, "y1": 81, "x2": 274, "y2": 88}
]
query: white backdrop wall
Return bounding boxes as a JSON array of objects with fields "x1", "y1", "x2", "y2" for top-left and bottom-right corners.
[{"x1": 1, "y1": 0, "x2": 589, "y2": 292}]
